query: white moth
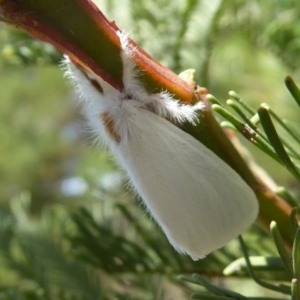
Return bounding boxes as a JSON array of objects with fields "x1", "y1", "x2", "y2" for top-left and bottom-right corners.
[{"x1": 63, "y1": 32, "x2": 258, "y2": 260}]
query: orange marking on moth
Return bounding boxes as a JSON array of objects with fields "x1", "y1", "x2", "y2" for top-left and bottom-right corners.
[
  {"x1": 73, "y1": 62, "x2": 104, "y2": 94},
  {"x1": 90, "y1": 78, "x2": 104, "y2": 94},
  {"x1": 100, "y1": 112, "x2": 121, "y2": 142}
]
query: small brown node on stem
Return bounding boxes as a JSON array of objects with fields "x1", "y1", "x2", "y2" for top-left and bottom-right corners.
[
  {"x1": 194, "y1": 85, "x2": 208, "y2": 96},
  {"x1": 192, "y1": 85, "x2": 208, "y2": 105},
  {"x1": 241, "y1": 123, "x2": 255, "y2": 142}
]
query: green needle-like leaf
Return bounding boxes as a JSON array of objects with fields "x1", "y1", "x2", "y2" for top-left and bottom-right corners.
[
  {"x1": 191, "y1": 293, "x2": 233, "y2": 300},
  {"x1": 226, "y1": 100, "x2": 257, "y2": 130},
  {"x1": 228, "y1": 91, "x2": 256, "y2": 115},
  {"x1": 270, "y1": 221, "x2": 293, "y2": 278},
  {"x1": 260, "y1": 104, "x2": 300, "y2": 160},
  {"x1": 226, "y1": 100, "x2": 271, "y2": 144},
  {"x1": 212, "y1": 104, "x2": 281, "y2": 163},
  {"x1": 238, "y1": 236, "x2": 291, "y2": 295},
  {"x1": 223, "y1": 256, "x2": 285, "y2": 275},
  {"x1": 290, "y1": 207, "x2": 300, "y2": 236},
  {"x1": 250, "y1": 113, "x2": 261, "y2": 126},
  {"x1": 292, "y1": 278, "x2": 298, "y2": 300},
  {"x1": 292, "y1": 226, "x2": 300, "y2": 300},
  {"x1": 207, "y1": 94, "x2": 224, "y2": 106},
  {"x1": 192, "y1": 274, "x2": 248, "y2": 300},
  {"x1": 220, "y1": 121, "x2": 237, "y2": 130},
  {"x1": 268, "y1": 108, "x2": 300, "y2": 145},
  {"x1": 258, "y1": 106, "x2": 300, "y2": 181},
  {"x1": 285, "y1": 76, "x2": 300, "y2": 108},
  {"x1": 179, "y1": 274, "x2": 248, "y2": 300}
]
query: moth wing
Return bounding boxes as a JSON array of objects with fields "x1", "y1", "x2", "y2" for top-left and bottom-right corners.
[
  {"x1": 112, "y1": 108, "x2": 258, "y2": 260},
  {"x1": 65, "y1": 59, "x2": 258, "y2": 260}
]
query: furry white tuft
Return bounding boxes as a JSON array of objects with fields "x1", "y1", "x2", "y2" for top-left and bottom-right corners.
[{"x1": 63, "y1": 32, "x2": 258, "y2": 260}]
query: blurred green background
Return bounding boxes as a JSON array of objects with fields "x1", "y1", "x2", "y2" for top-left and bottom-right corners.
[{"x1": 0, "y1": 0, "x2": 299, "y2": 299}]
